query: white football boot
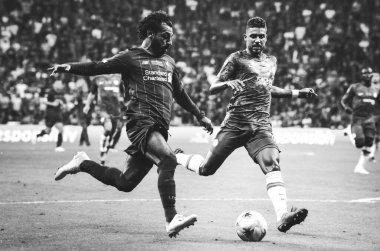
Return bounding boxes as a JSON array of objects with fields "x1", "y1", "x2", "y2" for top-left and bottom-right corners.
[
  {"x1": 166, "y1": 214, "x2": 197, "y2": 238},
  {"x1": 54, "y1": 146, "x2": 65, "y2": 152},
  {"x1": 54, "y1": 152, "x2": 90, "y2": 180}
]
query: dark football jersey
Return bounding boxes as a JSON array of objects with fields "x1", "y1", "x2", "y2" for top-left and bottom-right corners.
[
  {"x1": 216, "y1": 50, "x2": 277, "y2": 130},
  {"x1": 69, "y1": 48, "x2": 185, "y2": 129},
  {"x1": 341, "y1": 81, "x2": 380, "y2": 118},
  {"x1": 46, "y1": 89, "x2": 65, "y2": 114}
]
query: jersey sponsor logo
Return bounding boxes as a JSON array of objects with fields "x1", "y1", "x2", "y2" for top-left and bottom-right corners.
[
  {"x1": 362, "y1": 98, "x2": 375, "y2": 105},
  {"x1": 143, "y1": 69, "x2": 171, "y2": 82}
]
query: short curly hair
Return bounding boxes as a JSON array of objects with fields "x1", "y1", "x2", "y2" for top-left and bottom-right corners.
[
  {"x1": 138, "y1": 11, "x2": 173, "y2": 40},
  {"x1": 246, "y1": 17, "x2": 267, "y2": 29}
]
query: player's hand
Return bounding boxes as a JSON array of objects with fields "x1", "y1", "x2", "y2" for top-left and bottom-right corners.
[
  {"x1": 48, "y1": 64, "x2": 71, "y2": 76},
  {"x1": 197, "y1": 114, "x2": 213, "y2": 135},
  {"x1": 83, "y1": 105, "x2": 90, "y2": 114},
  {"x1": 226, "y1": 80, "x2": 245, "y2": 92},
  {"x1": 344, "y1": 108, "x2": 353, "y2": 114},
  {"x1": 299, "y1": 88, "x2": 317, "y2": 98}
]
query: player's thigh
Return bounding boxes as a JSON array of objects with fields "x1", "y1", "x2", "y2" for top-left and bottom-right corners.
[
  {"x1": 202, "y1": 129, "x2": 244, "y2": 173},
  {"x1": 363, "y1": 120, "x2": 376, "y2": 145},
  {"x1": 351, "y1": 122, "x2": 364, "y2": 140},
  {"x1": 122, "y1": 154, "x2": 153, "y2": 185},
  {"x1": 245, "y1": 129, "x2": 280, "y2": 174},
  {"x1": 101, "y1": 114, "x2": 113, "y2": 131},
  {"x1": 145, "y1": 130, "x2": 173, "y2": 165},
  {"x1": 54, "y1": 122, "x2": 64, "y2": 132}
]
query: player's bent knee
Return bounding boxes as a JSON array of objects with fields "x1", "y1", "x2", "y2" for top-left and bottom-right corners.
[
  {"x1": 260, "y1": 156, "x2": 280, "y2": 174},
  {"x1": 158, "y1": 153, "x2": 177, "y2": 172}
]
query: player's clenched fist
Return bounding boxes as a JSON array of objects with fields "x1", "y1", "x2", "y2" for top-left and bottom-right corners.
[
  {"x1": 299, "y1": 88, "x2": 317, "y2": 98},
  {"x1": 48, "y1": 64, "x2": 71, "y2": 76}
]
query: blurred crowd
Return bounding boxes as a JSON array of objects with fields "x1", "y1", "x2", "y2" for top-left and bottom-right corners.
[{"x1": 1, "y1": 0, "x2": 379, "y2": 128}]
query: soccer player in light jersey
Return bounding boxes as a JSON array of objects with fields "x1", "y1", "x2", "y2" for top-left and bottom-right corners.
[
  {"x1": 83, "y1": 74, "x2": 124, "y2": 165},
  {"x1": 49, "y1": 11, "x2": 213, "y2": 238},
  {"x1": 176, "y1": 17, "x2": 317, "y2": 233},
  {"x1": 341, "y1": 67, "x2": 380, "y2": 174}
]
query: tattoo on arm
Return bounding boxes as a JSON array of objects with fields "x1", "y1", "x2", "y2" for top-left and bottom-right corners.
[{"x1": 218, "y1": 61, "x2": 235, "y2": 82}]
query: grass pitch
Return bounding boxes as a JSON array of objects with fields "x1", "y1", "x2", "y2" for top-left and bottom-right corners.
[{"x1": 0, "y1": 126, "x2": 379, "y2": 250}]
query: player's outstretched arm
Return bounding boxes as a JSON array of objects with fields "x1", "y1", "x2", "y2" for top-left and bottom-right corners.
[
  {"x1": 340, "y1": 85, "x2": 355, "y2": 114},
  {"x1": 48, "y1": 51, "x2": 129, "y2": 77},
  {"x1": 271, "y1": 86, "x2": 317, "y2": 99}
]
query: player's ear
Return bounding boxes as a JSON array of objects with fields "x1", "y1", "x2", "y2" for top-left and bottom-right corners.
[{"x1": 243, "y1": 33, "x2": 247, "y2": 41}]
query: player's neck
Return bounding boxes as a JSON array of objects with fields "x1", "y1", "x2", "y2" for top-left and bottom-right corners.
[
  {"x1": 140, "y1": 39, "x2": 154, "y2": 55},
  {"x1": 246, "y1": 48, "x2": 263, "y2": 59}
]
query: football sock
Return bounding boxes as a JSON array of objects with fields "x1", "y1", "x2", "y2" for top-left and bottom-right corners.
[
  {"x1": 80, "y1": 128, "x2": 90, "y2": 146},
  {"x1": 157, "y1": 158, "x2": 177, "y2": 223},
  {"x1": 176, "y1": 153, "x2": 203, "y2": 174},
  {"x1": 266, "y1": 171, "x2": 287, "y2": 222},
  {"x1": 355, "y1": 152, "x2": 367, "y2": 170},
  {"x1": 57, "y1": 133, "x2": 63, "y2": 147}
]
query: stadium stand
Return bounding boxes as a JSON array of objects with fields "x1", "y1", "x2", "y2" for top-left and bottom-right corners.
[{"x1": 0, "y1": 0, "x2": 379, "y2": 128}]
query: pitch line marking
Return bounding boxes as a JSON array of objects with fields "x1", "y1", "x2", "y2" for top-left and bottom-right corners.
[{"x1": 0, "y1": 197, "x2": 379, "y2": 205}]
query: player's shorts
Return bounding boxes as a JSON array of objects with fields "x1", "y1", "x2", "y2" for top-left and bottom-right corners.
[
  {"x1": 45, "y1": 111, "x2": 63, "y2": 128},
  {"x1": 351, "y1": 116, "x2": 376, "y2": 140},
  {"x1": 212, "y1": 124, "x2": 280, "y2": 163},
  {"x1": 124, "y1": 116, "x2": 168, "y2": 156}
]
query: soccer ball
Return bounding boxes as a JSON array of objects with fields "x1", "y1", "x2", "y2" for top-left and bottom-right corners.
[{"x1": 235, "y1": 210, "x2": 268, "y2": 242}]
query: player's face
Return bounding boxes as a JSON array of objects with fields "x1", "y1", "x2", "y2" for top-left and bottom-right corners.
[
  {"x1": 244, "y1": 27, "x2": 267, "y2": 56},
  {"x1": 151, "y1": 23, "x2": 174, "y2": 57}
]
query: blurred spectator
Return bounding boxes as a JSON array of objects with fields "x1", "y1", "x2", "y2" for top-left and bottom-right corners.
[{"x1": 0, "y1": 0, "x2": 379, "y2": 128}]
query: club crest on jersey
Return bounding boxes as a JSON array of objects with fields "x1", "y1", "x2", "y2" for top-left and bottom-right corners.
[{"x1": 151, "y1": 60, "x2": 164, "y2": 67}]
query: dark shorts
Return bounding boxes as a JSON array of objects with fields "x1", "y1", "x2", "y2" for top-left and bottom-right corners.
[
  {"x1": 124, "y1": 117, "x2": 168, "y2": 156},
  {"x1": 99, "y1": 96, "x2": 120, "y2": 117},
  {"x1": 212, "y1": 125, "x2": 279, "y2": 163},
  {"x1": 45, "y1": 111, "x2": 63, "y2": 128},
  {"x1": 351, "y1": 116, "x2": 376, "y2": 140}
]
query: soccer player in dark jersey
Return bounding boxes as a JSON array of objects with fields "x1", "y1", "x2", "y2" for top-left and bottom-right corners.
[
  {"x1": 48, "y1": 11, "x2": 213, "y2": 238},
  {"x1": 341, "y1": 67, "x2": 380, "y2": 174},
  {"x1": 83, "y1": 74, "x2": 124, "y2": 165},
  {"x1": 176, "y1": 17, "x2": 317, "y2": 233},
  {"x1": 370, "y1": 73, "x2": 380, "y2": 161},
  {"x1": 71, "y1": 90, "x2": 91, "y2": 147},
  {"x1": 36, "y1": 80, "x2": 66, "y2": 152}
]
